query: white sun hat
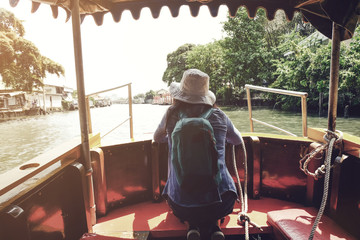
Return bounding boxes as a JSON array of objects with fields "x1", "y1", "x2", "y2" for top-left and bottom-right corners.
[{"x1": 169, "y1": 69, "x2": 216, "y2": 106}]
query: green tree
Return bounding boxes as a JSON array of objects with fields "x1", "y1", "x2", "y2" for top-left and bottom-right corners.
[
  {"x1": 269, "y1": 30, "x2": 355, "y2": 113},
  {"x1": 340, "y1": 26, "x2": 360, "y2": 107},
  {"x1": 145, "y1": 90, "x2": 155, "y2": 101},
  {"x1": 264, "y1": 12, "x2": 315, "y2": 48},
  {"x1": 0, "y1": 8, "x2": 64, "y2": 91},
  {"x1": 186, "y1": 41, "x2": 226, "y2": 95},
  {"x1": 270, "y1": 24, "x2": 360, "y2": 114},
  {"x1": 222, "y1": 8, "x2": 276, "y2": 91},
  {"x1": 162, "y1": 43, "x2": 194, "y2": 86},
  {"x1": 219, "y1": 10, "x2": 315, "y2": 104},
  {"x1": 271, "y1": 39, "x2": 318, "y2": 111}
]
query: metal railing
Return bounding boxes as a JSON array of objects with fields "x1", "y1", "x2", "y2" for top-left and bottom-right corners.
[
  {"x1": 86, "y1": 83, "x2": 134, "y2": 140},
  {"x1": 245, "y1": 84, "x2": 308, "y2": 137}
]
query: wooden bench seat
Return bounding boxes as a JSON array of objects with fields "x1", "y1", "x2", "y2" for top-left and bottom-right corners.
[{"x1": 267, "y1": 208, "x2": 356, "y2": 240}]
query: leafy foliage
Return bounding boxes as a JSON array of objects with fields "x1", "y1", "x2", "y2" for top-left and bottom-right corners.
[
  {"x1": 0, "y1": 9, "x2": 25, "y2": 36},
  {"x1": 186, "y1": 41, "x2": 226, "y2": 95},
  {"x1": 221, "y1": 8, "x2": 276, "y2": 89},
  {"x1": 0, "y1": 8, "x2": 64, "y2": 91},
  {"x1": 145, "y1": 90, "x2": 155, "y2": 101},
  {"x1": 271, "y1": 32, "x2": 315, "y2": 110},
  {"x1": 270, "y1": 26, "x2": 360, "y2": 114},
  {"x1": 160, "y1": 8, "x2": 360, "y2": 114},
  {"x1": 340, "y1": 27, "x2": 360, "y2": 106},
  {"x1": 162, "y1": 44, "x2": 194, "y2": 86}
]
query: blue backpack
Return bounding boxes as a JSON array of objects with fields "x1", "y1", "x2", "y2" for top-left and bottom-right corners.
[{"x1": 171, "y1": 108, "x2": 222, "y2": 193}]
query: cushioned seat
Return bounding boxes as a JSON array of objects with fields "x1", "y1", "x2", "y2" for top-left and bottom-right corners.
[{"x1": 267, "y1": 208, "x2": 356, "y2": 240}]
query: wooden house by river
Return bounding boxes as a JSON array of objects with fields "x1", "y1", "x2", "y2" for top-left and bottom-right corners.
[
  {"x1": 0, "y1": 85, "x2": 74, "y2": 119},
  {"x1": 153, "y1": 89, "x2": 172, "y2": 105},
  {"x1": 0, "y1": 91, "x2": 29, "y2": 118}
]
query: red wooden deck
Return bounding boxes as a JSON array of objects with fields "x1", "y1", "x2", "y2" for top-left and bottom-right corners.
[{"x1": 92, "y1": 198, "x2": 303, "y2": 239}]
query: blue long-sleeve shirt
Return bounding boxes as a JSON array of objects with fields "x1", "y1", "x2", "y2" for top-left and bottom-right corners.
[{"x1": 154, "y1": 106, "x2": 243, "y2": 207}]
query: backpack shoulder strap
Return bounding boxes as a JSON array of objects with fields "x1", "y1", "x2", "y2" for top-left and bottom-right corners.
[
  {"x1": 178, "y1": 110, "x2": 187, "y2": 119},
  {"x1": 200, "y1": 108, "x2": 215, "y2": 119}
]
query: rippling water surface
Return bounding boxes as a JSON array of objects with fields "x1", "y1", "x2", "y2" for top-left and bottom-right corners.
[
  {"x1": 1, "y1": 104, "x2": 359, "y2": 174},
  {"x1": 225, "y1": 107, "x2": 360, "y2": 137}
]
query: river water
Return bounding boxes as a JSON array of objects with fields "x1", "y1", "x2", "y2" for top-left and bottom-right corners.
[{"x1": 1, "y1": 104, "x2": 359, "y2": 174}]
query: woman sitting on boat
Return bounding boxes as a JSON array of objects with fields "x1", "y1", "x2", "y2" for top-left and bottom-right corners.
[{"x1": 154, "y1": 69, "x2": 243, "y2": 240}]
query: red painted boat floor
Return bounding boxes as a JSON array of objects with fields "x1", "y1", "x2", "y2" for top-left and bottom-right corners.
[{"x1": 93, "y1": 197, "x2": 303, "y2": 239}]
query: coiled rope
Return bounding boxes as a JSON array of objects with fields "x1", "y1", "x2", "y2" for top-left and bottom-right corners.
[
  {"x1": 299, "y1": 130, "x2": 343, "y2": 179},
  {"x1": 233, "y1": 137, "x2": 262, "y2": 240},
  {"x1": 299, "y1": 130, "x2": 343, "y2": 240}
]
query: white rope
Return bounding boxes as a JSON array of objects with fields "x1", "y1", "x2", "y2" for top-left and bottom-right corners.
[
  {"x1": 308, "y1": 131, "x2": 340, "y2": 240},
  {"x1": 232, "y1": 144, "x2": 247, "y2": 211},
  {"x1": 233, "y1": 137, "x2": 263, "y2": 240},
  {"x1": 233, "y1": 134, "x2": 260, "y2": 240}
]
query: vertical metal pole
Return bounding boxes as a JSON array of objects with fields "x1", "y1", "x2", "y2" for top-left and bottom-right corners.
[
  {"x1": 328, "y1": 22, "x2": 343, "y2": 219},
  {"x1": 246, "y1": 87, "x2": 254, "y2": 132},
  {"x1": 327, "y1": 23, "x2": 341, "y2": 132},
  {"x1": 128, "y1": 84, "x2": 134, "y2": 139},
  {"x1": 86, "y1": 96, "x2": 93, "y2": 134},
  {"x1": 301, "y1": 95, "x2": 308, "y2": 137},
  {"x1": 71, "y1": 0, "x2": 96, "y2": 230}
]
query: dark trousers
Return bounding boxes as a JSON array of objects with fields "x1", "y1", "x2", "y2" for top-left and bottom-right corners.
[{"x1": 167, "y1": 191, "x2": 236, "y2": 227}]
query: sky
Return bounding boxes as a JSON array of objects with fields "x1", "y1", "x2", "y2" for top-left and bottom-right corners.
[{"x1": 0, "y1": 1, "x2": 229, "y2": 97}]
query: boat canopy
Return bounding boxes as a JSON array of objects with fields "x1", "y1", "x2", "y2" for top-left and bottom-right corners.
[{"x1": 9, "y1": 0, "x2": 360, "y2": 41}]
